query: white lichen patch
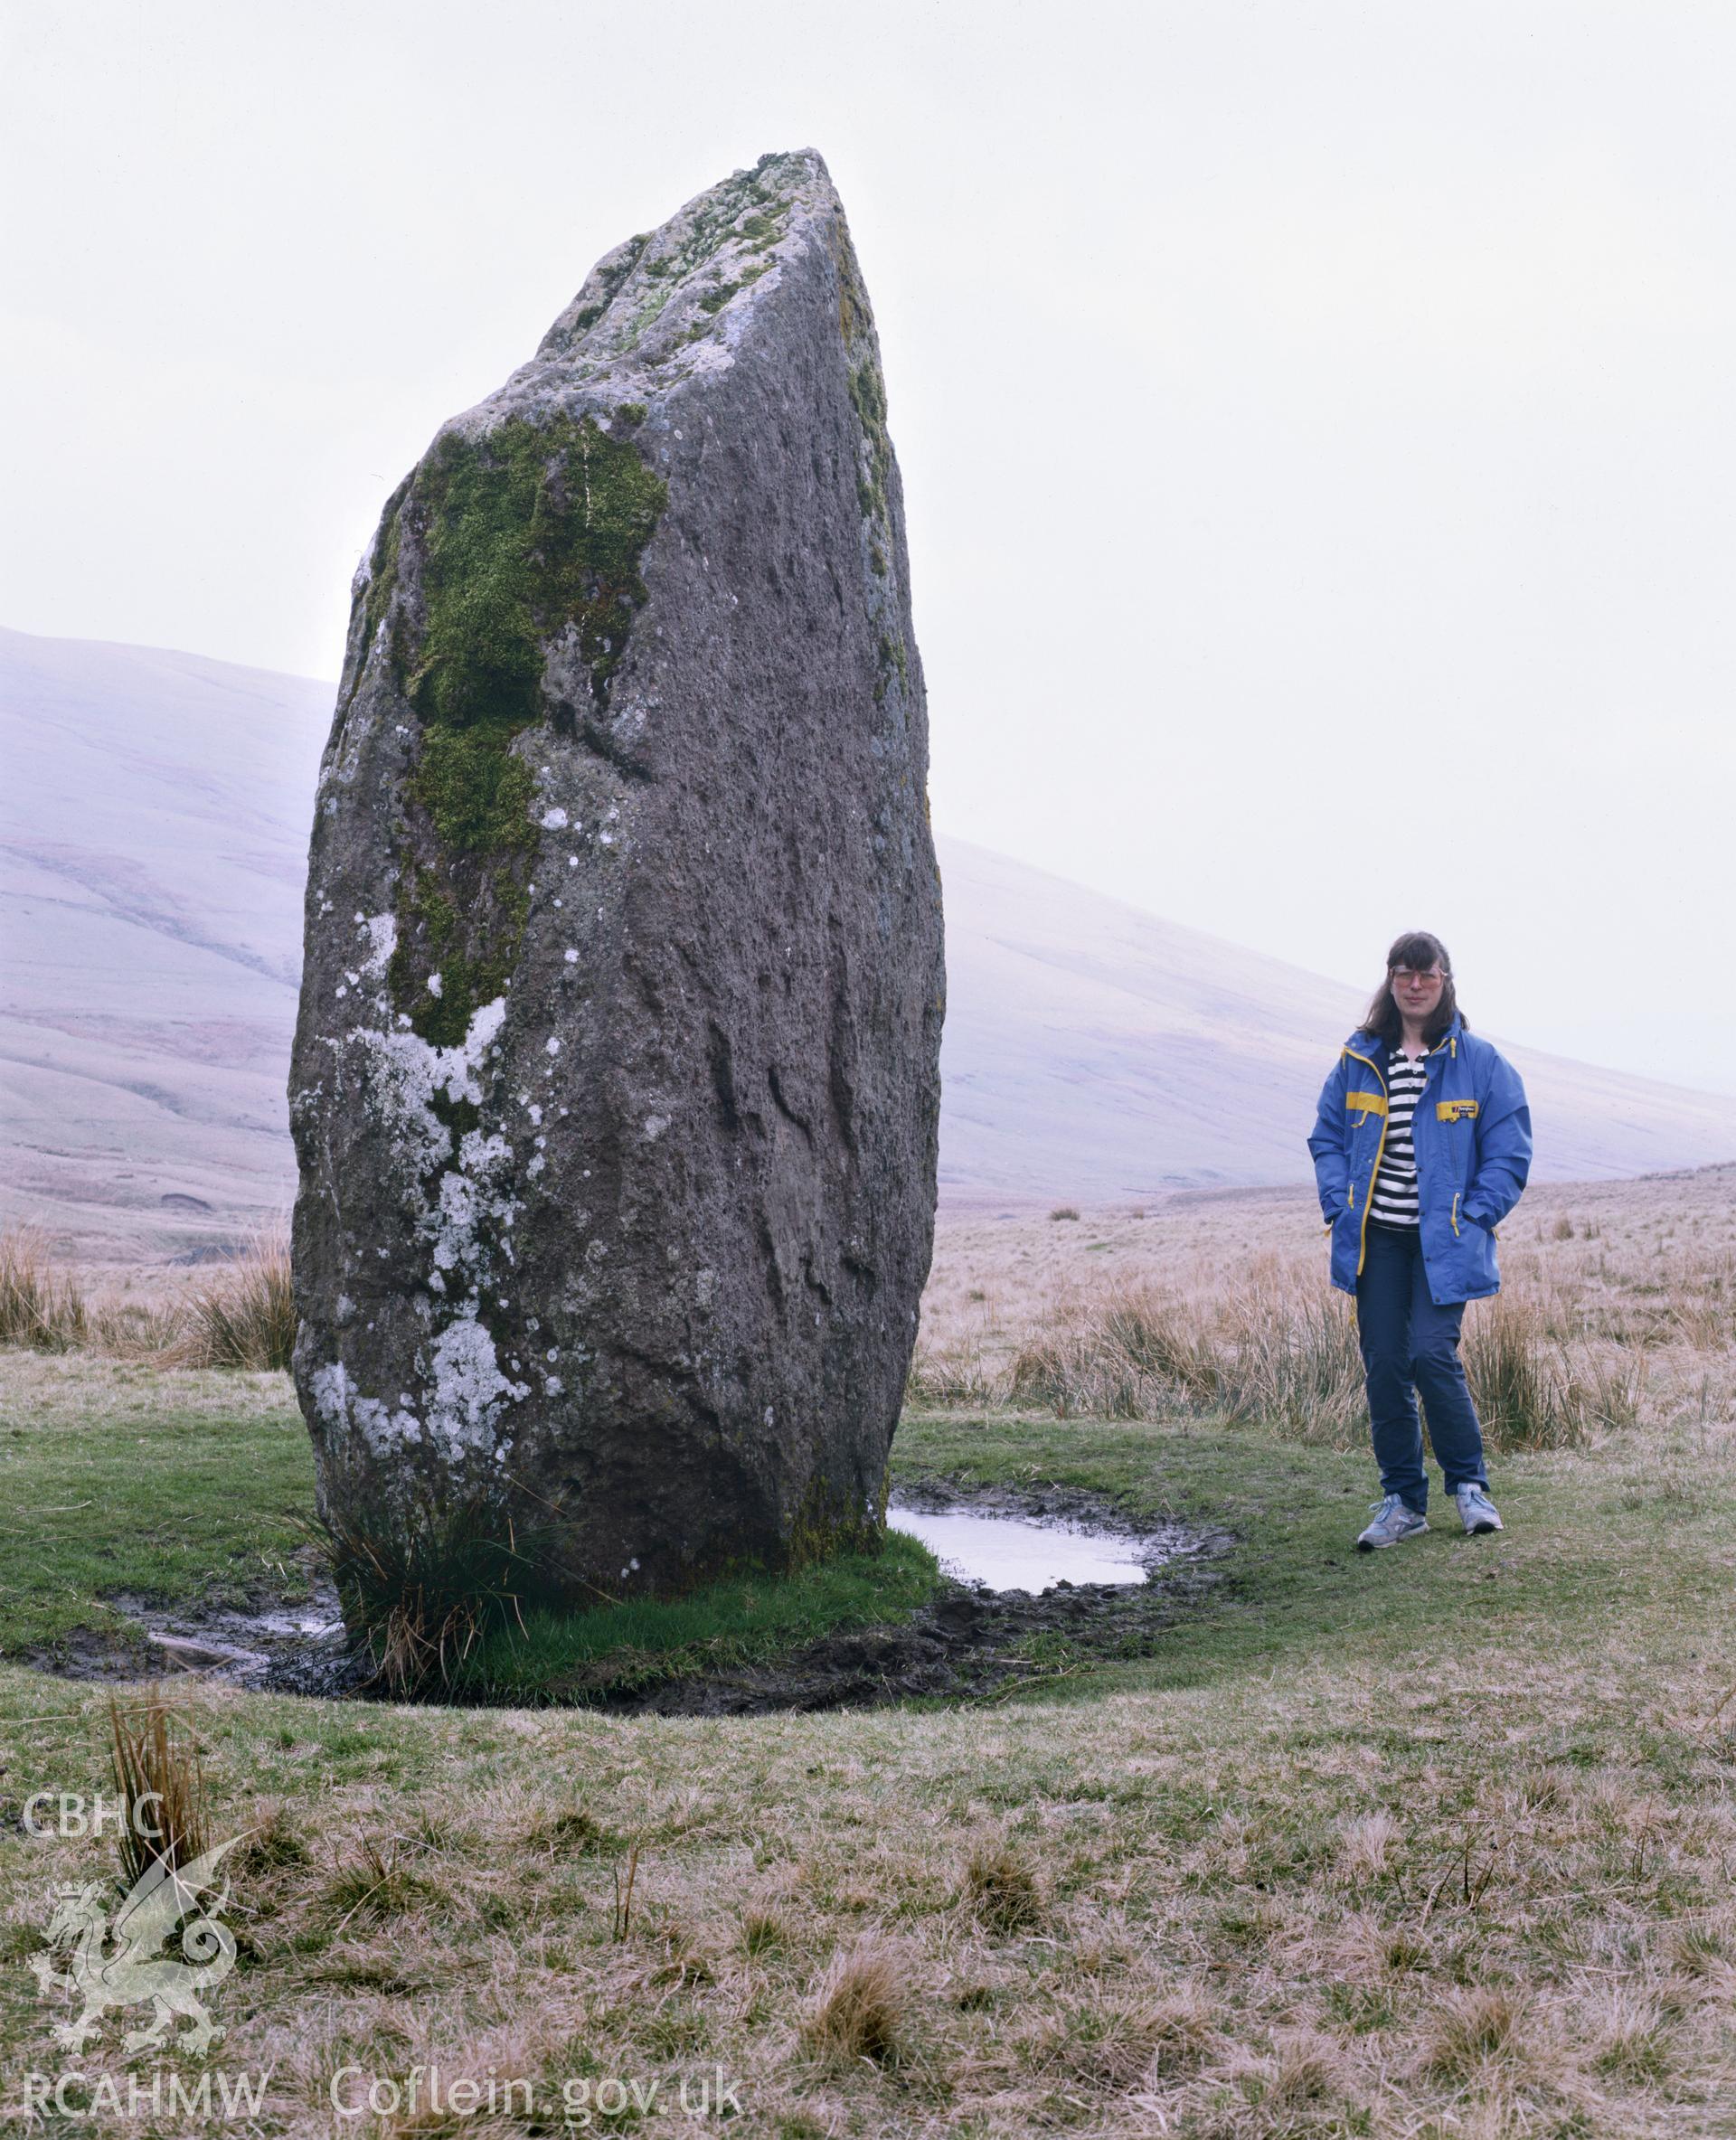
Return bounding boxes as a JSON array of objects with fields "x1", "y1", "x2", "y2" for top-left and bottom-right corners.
[
  {"x1": 423, "y1": 1313, "x2": 530, "y2": 1460},
  {"x1": 347, "y1": 996, "x2": 508, "y2": 1184},
  {"x1": 355, "y1": 912, "x2": 397, "y2": 978},
  {"x1": 309, "y1": 1359, "x2": 423, "y2": 1455},
  {"x1": 429, "y1": 1131, "x2": 518, "y2": 1281}
]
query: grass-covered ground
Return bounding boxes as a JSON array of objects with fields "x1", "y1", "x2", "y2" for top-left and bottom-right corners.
[{"x1": 3, "y1": 1349, "x2": 1734, "y2": 2135}]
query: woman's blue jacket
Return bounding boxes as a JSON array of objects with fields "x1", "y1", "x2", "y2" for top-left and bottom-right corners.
[{"x1": 1307, "y1": 1013, "x2": 1532, "y2": 1306}]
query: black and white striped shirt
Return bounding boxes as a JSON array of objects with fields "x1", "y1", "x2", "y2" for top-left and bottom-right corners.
[{"x1": 1370, "y1": 1051, "x2": 1429, "y2": 1227}]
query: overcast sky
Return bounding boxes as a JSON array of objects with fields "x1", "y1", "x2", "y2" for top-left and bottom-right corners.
[{"x1": 4, "y1": 1, "x2": 1731, "y2": 1093}]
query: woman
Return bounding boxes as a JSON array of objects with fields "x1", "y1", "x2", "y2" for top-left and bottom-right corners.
[{"x1": 1307, "y1": 931, "x2": 1532, "y2": 1551}]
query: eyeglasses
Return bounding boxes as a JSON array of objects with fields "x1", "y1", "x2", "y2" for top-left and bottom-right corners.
[{"x1": 1392, "y1": 969, "x2": 1447, "y2": 986}]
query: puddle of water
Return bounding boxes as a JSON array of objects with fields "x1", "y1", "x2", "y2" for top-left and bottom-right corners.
[{"x1": 887, "y1": 1500, "x2": 1153, "y2": 1591}]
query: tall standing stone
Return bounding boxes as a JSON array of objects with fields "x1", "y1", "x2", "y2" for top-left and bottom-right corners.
[{"x1": 289, "y1": 150, "x2": 944, "y2": 1606}]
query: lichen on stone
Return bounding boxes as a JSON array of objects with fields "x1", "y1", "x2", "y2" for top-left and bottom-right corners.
[
  {"x1": 536, "y1": 153, "x2": 802, "y2": 367},
  {"x1": 829, "y1": 220, "x2": 910, "y2": 709}
]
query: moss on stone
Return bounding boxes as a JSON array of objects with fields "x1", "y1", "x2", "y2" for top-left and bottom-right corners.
[
  {"x1": 786, "y1": 1467, "x2": 888, "y2": 1575},
  {"x1": 409, "y1": 728, "x2": 538, "y2": 855},
  {"x1": 407, "y1": 411, "x2": 665, "y2": 729},
  {"x1": 342, "y1": 474, "x2": 412, "y2": 704},
  {"x1": 386, "y1": 412, "x2": 666, "y2": 1042},
  {"x1": 390, "y1": 863, "x2": 531, "y2": 1048}
]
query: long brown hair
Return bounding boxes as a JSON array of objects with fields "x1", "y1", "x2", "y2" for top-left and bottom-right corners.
[{"x1": 1358, "y1": 930, "x2": 1467, "y2": 1048}]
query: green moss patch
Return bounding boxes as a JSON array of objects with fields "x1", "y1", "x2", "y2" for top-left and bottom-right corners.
[{"x1": 387, "y1": 413, "x2": 666, "y2": 1043}]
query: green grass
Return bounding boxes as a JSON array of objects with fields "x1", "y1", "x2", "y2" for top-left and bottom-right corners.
[
  {"x1": 893, "y1": 1409, "x2": 1736, "y2": 1703},
  {"x1": 0, "y1": 1361, "x2": 313, "y2": 1655},
  {"x1": 5, "y1": 1359, "x2": 1726, "y2": 1719},
  {"x1": 449, "y1": 1528, "x2": 943, "y2": 1704}
]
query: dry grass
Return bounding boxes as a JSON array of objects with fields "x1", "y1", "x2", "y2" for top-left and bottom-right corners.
[
  {"x1": 912, "y1": 1167, "x2": 1736, "y2": 1456},
  {"x1": 0, "y1": 1225, "x2": 293, "y2": 1371},
  {"x1": 961, "y1": 1834, "x2": 1044, "y2": 1932},
  {"x1": 107, "y1": 1685, "x2": 210, "y2": 1890},
  {"x1": 0, "y1": 1226, "x2": 89, "y2": 1351},
  {"x1": 176, "y1": 1233, "x2": 296, "y2": 1370},
  {"x1": 800, "y1": 1938, "x2": 908, "y2": 2065}
]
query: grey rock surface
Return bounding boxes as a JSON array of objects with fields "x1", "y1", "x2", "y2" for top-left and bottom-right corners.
[{"x1": 289, "y1": 149, "x2": 945, "y2": 1603}]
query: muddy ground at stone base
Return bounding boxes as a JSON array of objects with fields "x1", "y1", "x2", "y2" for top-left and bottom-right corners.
[{"x1": 15, "y1": 1475, "x2": 1235, "y2": 1719}]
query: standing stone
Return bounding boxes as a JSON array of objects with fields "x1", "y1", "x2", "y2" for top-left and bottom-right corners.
[{"x1": 289, "y1": 150, "x2": 944, "y2": 1606}]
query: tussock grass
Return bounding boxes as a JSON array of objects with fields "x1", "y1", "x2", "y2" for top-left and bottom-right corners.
[
  {"x1": 961, "y1": 1834, "x2": 1043, "y2": 1932},
  {"x1": 1424, "y1": 1984, "x2": 1526, "y2": 2078},
  {"x1": 304, "y1": 1490, "x2": 564, "y2": 1694},
  {"x1": 318, "y1": 1834, "x2": 438, "y2": 1926},
  {"x1": 921, "y1": 1254, "x2": 1667, "y2": 1453},
  {"x1": 739, "y1": 1905, "x2": 790, "y2": 1956},
  {"x1": 176, "y1": 1232, "x2": 296, "y2": 1370},
  {"x1": 231, "y1": 1801, "x2": 310, "y2": 1876},
  {"x1": 0, "y1": 1224, "x2": 293, "y2": 1370},
  {"x1": 108, "y1": 1686, "x2": 208, "y2": 1890},
  {"x1": 800, "y1": 1939, "x2": 906, "y2": 2065},
  {"x1": 1000, "y1": 1277, "x2": 1365, "y2": 1440},
  {"x1": 0, "y1": 1228, "x2": 88, "y2": 1351}
]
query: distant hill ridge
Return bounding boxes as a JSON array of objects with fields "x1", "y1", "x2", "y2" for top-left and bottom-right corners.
[{"x1": 3, "y1": 624, "x2": 1732, "y2": 1252}]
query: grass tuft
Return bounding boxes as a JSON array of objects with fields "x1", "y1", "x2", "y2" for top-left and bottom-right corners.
[
  {"x1": 177, "y1": 1231, "x2": 296, "y2": 1371},
  {"x1": 0, "y1": 1229, "x2": 88, "y2": 1352},
  {"x1": 800, "y1": 1939, "x2": 906, "y2": 2065},
  {"x1": 740, "y1": 1906, "x2": 790, "y2": 1956},
  {"x1": 303, "y1": 1489, "x2": 560, "y2": 1695},
  {"x1": 1424, "y1": 1985, "x2": 1524, "y2": 2078},
  {"x1": 961, "y1": 1836, "x2": 1043, "y2": 1932},
  {"x1": 1463, "y1": 1297, "x2": 1589, "y2": 1450},
  {"x1": 108, "y1": 1687, "x2": 208, "y2": 1891},
  {"x1": 318, "y1": 1834, "x2": 435, "y2": 1926}
]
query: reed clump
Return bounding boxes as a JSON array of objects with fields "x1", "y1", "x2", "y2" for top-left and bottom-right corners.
[
  {"x1": 108, "y1": 1687, "x2": 209, "y2": 1890},
  {"x1": 0, "y1": 1229, "x2": 88, "y2": 1352},
  {"x1": 176, "y1": 1232, "x2": 296, "y2": 1371}
]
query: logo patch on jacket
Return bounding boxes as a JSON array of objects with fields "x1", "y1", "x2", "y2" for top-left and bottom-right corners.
[{"x1": 1436, "y1": 1098, "x2": 1479, "y2": 1122}]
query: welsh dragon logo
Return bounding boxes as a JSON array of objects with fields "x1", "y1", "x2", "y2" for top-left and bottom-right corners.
[{"x1": 30, "y1": 1834, "x2": 248, "y2": 2057}]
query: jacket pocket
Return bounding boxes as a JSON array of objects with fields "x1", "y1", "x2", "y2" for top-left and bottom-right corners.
[{"x1": 1459, "y1": 1212, "x2": 1499, "y2": 1290}]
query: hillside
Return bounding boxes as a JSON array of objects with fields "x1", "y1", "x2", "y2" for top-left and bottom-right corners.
[{"x1": 3, "y1": 625, "x2": 1731, "y2": 1251}]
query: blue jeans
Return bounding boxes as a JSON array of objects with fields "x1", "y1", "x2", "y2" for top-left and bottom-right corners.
[{"x1": 1354, "y1": 1222, "x2": 1489, "y2": 1513}]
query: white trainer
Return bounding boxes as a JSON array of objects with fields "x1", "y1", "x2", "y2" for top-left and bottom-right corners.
[
  {"x1": 1455, "y1": 1483, "x2": 1504, "y2": 1535},
  {"x1": 1356, "y1": 1494, "x2": 1429, "y2": 1551}
]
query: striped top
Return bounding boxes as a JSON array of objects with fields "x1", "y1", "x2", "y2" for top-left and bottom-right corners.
[{"x1": 1370, "y1": 1051, "x2": 1429, "y2": 1227}]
